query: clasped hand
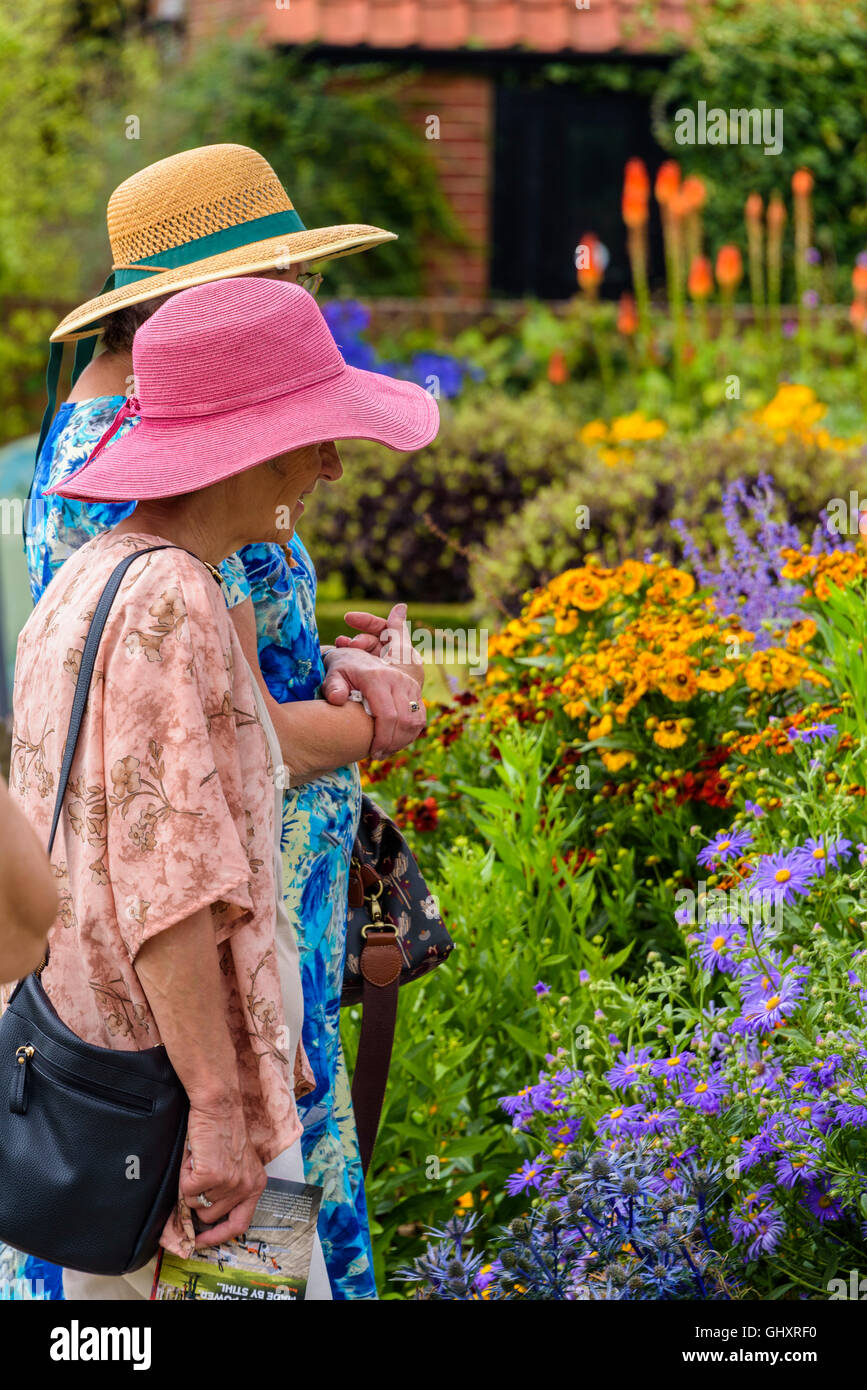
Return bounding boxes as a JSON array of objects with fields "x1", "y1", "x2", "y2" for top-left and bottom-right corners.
[{"x1": 322, "y1": 602, "x2": 426, "y2": 760}]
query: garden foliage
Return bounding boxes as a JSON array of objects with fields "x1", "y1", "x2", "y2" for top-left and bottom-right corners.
[{"x1": 347, "y1": 490, "x2": 867, "y2": 1298}]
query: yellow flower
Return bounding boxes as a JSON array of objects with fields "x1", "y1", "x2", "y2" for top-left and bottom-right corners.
[
  {"x1": 588, "y1": 714, "x2": 614, "y2": 740},
  {"x1": 601, "y1": 749, "x2": 637, "y2": 772},
  {"x1": 653, "y1": 719, "x2": 689, "y2": 749},
  {"x1": 647, "y1": 567, "x2": 695, "y2": 603},
  {"x1": 743, "y1": 647, "x2": 807, "y2": 692},
  {"x1": 780, "y1": 548, "x2": 818, "y2": 581},
  {"x1": 571, "y1": 575, "x2": 610, "y2": 611},
  {"x1": 697, "y1": 664, "x2": 736, "y2": 692},
  {"x1": 617, "y1": 559, "x2": 647, "y2": 595},
  {"x1": 579, "y1": 419, "x2": 609, "y2": 444},
  {"x1": 786, "y1": 618, "x2": 817, "y2": 649},
  {"x1": 657, "y1": 657, "x2": 699, "y2": 702}
]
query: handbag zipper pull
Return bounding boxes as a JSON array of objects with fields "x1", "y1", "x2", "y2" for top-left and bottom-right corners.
[{"x1": 11, "y1": 1045, "x2": 33, "y2": 1115}]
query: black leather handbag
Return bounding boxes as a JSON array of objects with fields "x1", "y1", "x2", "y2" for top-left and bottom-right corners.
[
  {"x1": 0, "y1": 546, "x2": 191, "y2": 1275},
  {"x1": 343, "y1": 795, "x2": 454, "y2": 1174}
]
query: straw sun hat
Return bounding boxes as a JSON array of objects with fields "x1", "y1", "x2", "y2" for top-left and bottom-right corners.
[
  {"x1": 51, "y1": 143, "x2": 396, "y2": 343},
  {"x1": 36, "y1": 143, "x2": 397, "y2": 460}
]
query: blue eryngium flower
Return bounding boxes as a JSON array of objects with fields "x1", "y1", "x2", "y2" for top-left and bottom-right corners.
[{"x1": 397, "y1": 1144, "x2": 731, "y2": 1300}]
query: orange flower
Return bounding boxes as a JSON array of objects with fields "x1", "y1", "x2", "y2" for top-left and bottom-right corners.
[
  {"x1": 547, "y1": 350, "x2": 568, "y2": 384},
  {"x1": 850, "y1": 298, "x2": 867, "y2": 330},
  {"x1": 622, "y1": 158, "x2": 650, "y2": 227},
  {"x1": 715, "y1": 244, "x2": 743, "y2": 291},
  {"x1": 654, "y1": 160, "x2": 681, "y2": 207},
  {"x1": 792, "y1": 168, "x2": 814, "y2": 198},
  {"x1": 680, "y1": 175, "x2": 707, "y2": 212},
  {"x1": 852, "y1": 264, "x2": 867, "y2": 297},
  {"x1": 745, "y1": 192, "x2": 763, "y2": 223},
  {"x1": 767, "y1": 195, "x2": 787, "y2": 231},
  {"x1": 617, "y1": 292, "x2": 638, "y2": 335},
  {"x1": 688, "y1": 255, "x2": 713, "y2": 300},
  {"x1": 623, "y1": 157, "x2": 650, "y2": 199},
  {"x1": 669, "y1": 187, "x2": 693, "y2": 220},
  {"x1": 576, "y1": 232, "x2": 607, "y2": 293}
]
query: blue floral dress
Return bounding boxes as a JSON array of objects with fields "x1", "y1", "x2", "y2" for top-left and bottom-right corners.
[{"x1": 9, "y1": 395, "x2": 376, "y2": 1300}]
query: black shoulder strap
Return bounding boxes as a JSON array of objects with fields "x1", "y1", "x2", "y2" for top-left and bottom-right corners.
[{"x1": 46, "y1": 544, "x2": 197, "y2": 856}]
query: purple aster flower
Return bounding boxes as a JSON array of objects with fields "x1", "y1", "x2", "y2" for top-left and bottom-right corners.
[
  {"x1": 596, "y1": 1103, "x2": 646, "y2": 1138},
  {"x1": 744, "y1": 800, "x2": 765, "y2": 818},
  {"x1": 748, "y1": 850, "x2": 815, "y2": 904},
  {"x1": 793, "y1": 836, "x2": 853, "y2": 876},
  {"x1": 630, "y1": 1106, "x2": 681, "y2": 1137},
  {"x1": 806, "y1": 247, "x2": 821, "y2": 266},
  {"x1": 802, "y1": 289, "x2": 819, "y2": 308},
  {"x1": 780, "y1": 1099, "x2": 834, "y2": 1138},
  {"x1": 680, "y1": 1071, "x2": 730, "y2": 1114},
  {"x1": 730, "y1": 1196, "x2": 786, "y2": 1260},
  {"x1": 834, "y1": 1098, "x2": 867, "y2": 1128},
  {"x1": 547, "y1": 1116, "x2": 583, "y2": 1146},
  {"x1": 579, "y1": 970, "x2": 590, "y2": 984},
  {"x1": 695, "y1": 919, "x2": 744, "y2": 975},
  {"x1": 605, "y1": 1047, "x2": 656, "y2": 1090},
  {"x1": 783, "y1": 319, "x2": 797, "y2": 338},
  {"x1": 650, "y1": 1051, "x2": 694, "y2": 1082},
  {"x1": 802, "y1": 1181, "x2": 844, "y2": 1223},
  {"x1": 737, "y1": 1130, "x2": 776, "y2": 1172},
  {"x1": 505, "y1": 1155, "x2": 550, "y2": 1196},
  {"x1": 697, "y1": 827, "x2": 754, "y2": 868},
  {"x1": 794, "y1": 722, "x2": 837, "y2": 744},
  {"x1": 736, "y1": 954, "x2": 810, "y2": 1033},
  {"x1": 534, "y1": 981, "x2": 551, "y2": 996},
  {"x1": 774, "y1": 1150, "x2": 821, "y2": 1187}
]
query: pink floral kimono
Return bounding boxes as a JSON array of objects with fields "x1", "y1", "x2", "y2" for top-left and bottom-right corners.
[{"x1": 5, "y1": 530, "x2": 313, "y2": 1257}]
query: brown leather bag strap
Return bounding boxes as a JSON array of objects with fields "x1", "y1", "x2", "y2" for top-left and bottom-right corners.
[{"x1": 351, "y1": 927, "x2": 402, "y2": 1176}]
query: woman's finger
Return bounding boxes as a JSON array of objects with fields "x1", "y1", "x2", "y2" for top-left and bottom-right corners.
[
  {"x1": 363, "y1": 683, "x2": 400, "y2": 759},
  {"x1": 342, "y1": 610, "x2": 389, "y2": 635},
  {"x1": 194, "y1": 1188, "x2": 264, "y2": 1250},
  {"x1": 333, "y1": 633, "x2": 381, "y2": 653}
]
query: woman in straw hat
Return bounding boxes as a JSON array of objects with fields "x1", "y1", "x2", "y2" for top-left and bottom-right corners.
[
  {"x1": 6, "y1": 274, "x2": 438, "y2": 1300},
  {"x1": 20, "y1": 145, "x2": 427, "y2": 1300}
]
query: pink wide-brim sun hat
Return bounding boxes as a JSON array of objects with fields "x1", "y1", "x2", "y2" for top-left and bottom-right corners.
[{"x1": 48, "y1": 277, "x2": 439, "y2": 502}]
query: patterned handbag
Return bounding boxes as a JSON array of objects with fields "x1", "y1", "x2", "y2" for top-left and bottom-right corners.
[{"x1": 343, "y1": 795, "x2": 454, "y2": 1173}]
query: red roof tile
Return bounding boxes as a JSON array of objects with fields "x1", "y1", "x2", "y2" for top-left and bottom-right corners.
[{"x1": 263, "y1": 0, "x2": 694, "y2": 52}]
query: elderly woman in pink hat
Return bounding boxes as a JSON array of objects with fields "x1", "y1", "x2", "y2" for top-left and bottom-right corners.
[
  {"x1": 6, "y1": 276, "x2": 438, "y2": 1299},
  {"x1": 22, "y1": 144, "x2": 426, "y2": 1301}
]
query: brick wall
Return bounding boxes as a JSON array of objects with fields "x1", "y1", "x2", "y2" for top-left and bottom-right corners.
[
  {"x1": 182, "y1": 0, "x2": 262, "y2": 42},
  {"x1": 178, "y1": 0, "x2": 493, "y2": 299},
  {"x1": 397, "y1": 73, "x2": 493, "y2": 299}
]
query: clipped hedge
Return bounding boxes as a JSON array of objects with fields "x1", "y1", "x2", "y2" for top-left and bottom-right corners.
[
  {"x1": 468, "y1": 427, "x2": 865, "y2": 615},
  {"x1": 302, "y1": 386, "x2": 583, "y2": 603}
]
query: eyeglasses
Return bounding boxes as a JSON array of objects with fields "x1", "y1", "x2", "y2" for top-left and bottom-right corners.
[{"x1": 296, "y1": 271, "x2": 323, "y2": 297}]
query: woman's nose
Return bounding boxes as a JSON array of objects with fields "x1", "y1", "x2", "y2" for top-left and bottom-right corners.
[{"x1": 319, "y1": 441, "x2": 343, "y2": 481}]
